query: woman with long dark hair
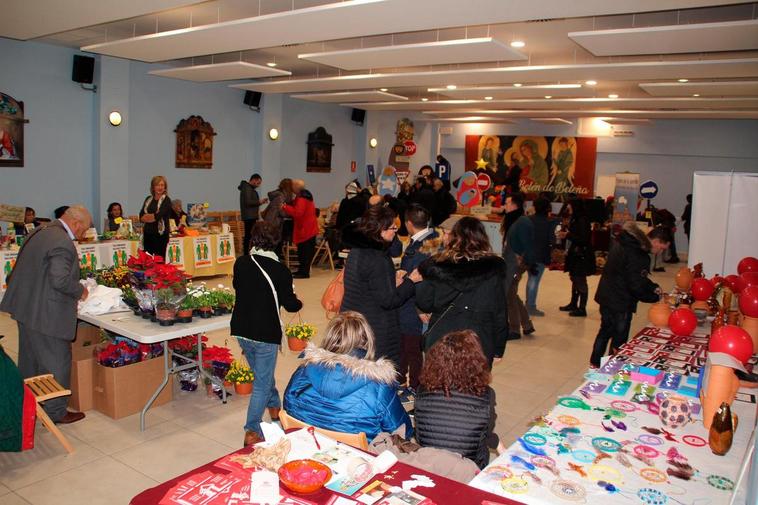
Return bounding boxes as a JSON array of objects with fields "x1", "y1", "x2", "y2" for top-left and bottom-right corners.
[
  {"x1": 414, "y1": 330, "x2": 501, "y2": 469},
  {"x1": 416, "y1": 217, "x2": 508, "y2": 366},
  {"x1": 559, "y1": 198, "x2": 595, "y2": 317},
  {"x1": 341, "y1": 205, "x2": 420, "y2": 368},
  {"x1": 106, "y1": 202, "x2": 123, "y2": 232}
]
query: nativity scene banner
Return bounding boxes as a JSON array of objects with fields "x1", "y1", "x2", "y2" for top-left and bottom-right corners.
[{"x1": 464, "y1": 135, "x2": 597, "y2": 198}]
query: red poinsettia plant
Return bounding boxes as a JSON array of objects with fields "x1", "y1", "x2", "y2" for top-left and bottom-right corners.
[
  {"x1": 202, "y1": 345, "x2": 234, "y2": 369},
  {"x1": 144, "y1": 263, "x2": 191, "y2": 291},
  {"x1": 127, "y1": 249, "x2": 164, "y2": 271},
  {"x1": 168, "y1": 334, "x2": 208, "y2": 359}
]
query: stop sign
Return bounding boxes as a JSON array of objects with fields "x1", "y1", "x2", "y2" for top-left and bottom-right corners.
[
  {"x1": 403, "y1": 140, "x2": 417, "y2": 156},
  {"x1": 476, "y1": 172, "x2": 491, "y2": 192}
]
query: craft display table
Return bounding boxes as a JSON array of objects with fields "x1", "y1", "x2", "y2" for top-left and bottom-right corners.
[
  {"x1": 471, "y1": 326, "x2": 758, "y2": 505},
  {"x1": 131, "y1": 428, "x2": 519, "y2": 505},
  {"x1": 78, "y1": 311, "x2": 232, "y2": 431}
]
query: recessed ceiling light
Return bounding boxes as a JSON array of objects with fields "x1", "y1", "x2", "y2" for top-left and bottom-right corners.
[
  {"x1": 693, "y1": 93, "x2": 700, "y2": 97},
  {"x1": 266, "y1": 62, "x2": 277, "y2": 67},
  {"x1": 421, "y1": 97, "x2": 429, "y2": 102},
  {"x1": 379, "y1": 88, "x2": 388, "y2": 92},
  {"x1": 513, "y1": 83, "x2": 522, "y2": 87},
  {"x1": 484, "y1": 96, "x2": 493, "y2": 100},
  {"x1": 510, "y1": 40, "x2": 526, "y2": 48},
  {"x1": 544, "y1": 95, "x2": 552, "y2": 99},
  {"x1": 678, "y1": 78, "x2": 689, "y2": 83},
  {"x1": 608, "y1": 93, "x2": 619, "y2": 99},
  {"x1": 585, "y1": 80, "x2": 597, "y2": 86},
  {"x1": 446, "y1": 85, "x2": 457, "y2": 90}
]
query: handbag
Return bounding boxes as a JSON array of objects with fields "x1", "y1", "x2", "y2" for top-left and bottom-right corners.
[{"x1": 321, "y1": 269, "x2": 345, "y2": 318}]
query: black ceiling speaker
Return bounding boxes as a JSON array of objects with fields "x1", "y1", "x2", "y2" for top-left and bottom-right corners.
[
  {"x1": 72, "y1": 55, "x2": 95, "y2": 84},
  {"x1": 351, "y1": 108, "x2": 366, "y2": 125},
  {"x1": 244, "y1": 91, "x2": 262, "y2": 110}
]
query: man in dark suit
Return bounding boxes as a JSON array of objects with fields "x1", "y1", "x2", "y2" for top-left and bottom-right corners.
[{"x1": 0, "y1": 205, "x2": 92, "y2": 424}]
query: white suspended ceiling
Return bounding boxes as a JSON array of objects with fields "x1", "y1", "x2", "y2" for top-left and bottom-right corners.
[
  {"x1": 423, "y1": 109, "x2": 758, "y2": 119},
  {"x1": 298, "y1": 38, "x2": 526, "y2": 70},
  {"x1": 80, "y1": 0, "x2": 752, "y2": 62},
  {"x1": 343, "y1": 97, "x2": 758, "y2": 111},
  {"x1": 290, "y1": 91, "x2": 408, "y2": 103},
  {"x1": 569, "y1": 19, "x2": 758, "y2": 57},
  {"x1": 0, "y1": 0, "x2": 206, "y2": 40},
  {"x1": 432, "y1": 117, "x2": 516, "y2": 123},
  {"x1": 639, "y1": 81, "x2": 758, "y2": 97},
  {"x1": 148, "y1": 61, "x2": 291, "y2": 81},
  {"x1": 430, "y1": 84, "x2": 591, "y2": 100},
  {"x1": 530, "y1": 118, "x2": 574, "y2": 125},
  {"x1": 233, "y1": 58, "x2": 758, "y2": 94},
  {"x1": 601, "y1": 118, "x2": 652, "y2": 125}
]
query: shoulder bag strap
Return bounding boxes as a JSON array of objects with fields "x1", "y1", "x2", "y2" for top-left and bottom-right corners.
[
  {"x1": 423, "y1": 290, "x2": 463, "y2": 338},
  {"x1": 249, "y1": 255, "x2": 283, "y2": 332}
]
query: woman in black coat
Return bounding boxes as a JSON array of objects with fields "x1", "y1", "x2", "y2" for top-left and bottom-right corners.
[
  {"x1": 230, "y1": 221, "x2": 302, "y2": 447},
  {"x1": 559, "y1": 199, "x2": 595, "y2": 317},
  {"x1": 139, "y1": 176, "x2": 173, "y2": 257},
  {"x1": 415, "y1": 330, "x2": 501, "y2": 469},
  {"x1": 341, "y1": 206, "x2": 420, "y2": 369},
  {"x1": 416, "y1": 217, "x2": 508, "y2": 367}
]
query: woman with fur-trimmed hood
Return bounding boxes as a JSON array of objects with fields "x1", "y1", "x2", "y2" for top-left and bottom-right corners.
[
  {"x1": 283, "y1": 312, "x2": 413, "y2": 442},
  {"x1": 416, "y1": 217, "x2": 509, "y2": 367}
]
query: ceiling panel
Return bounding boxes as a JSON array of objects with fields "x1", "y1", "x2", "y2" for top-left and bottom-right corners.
[
  {"x1": 639, "y1": 80, "x2": 758, "y2": 96},
  {"x1": 80, "y1": 0, "x2": 752, "y2": 62},
  {"x1": 298, "y1": 37, "x2": 526, "y2": 70},
  {"x1": 569, "y1": 19, "x2": 758, "y2": 56},
  {"x1": 148, "y1": 61, "x2": 292, "y2": 81},
  {"x1": 233, "y1": 58, "x2": 758, "y2": 93},
  {"x1": 430, "y1": 84, "x2": 592, "y2": 99},
  {"x1": 423, "y1": 109, "x2": 758, "y2": 119},
  {"x1": 0, "y1": 0, "x2": 207, "y2": 40},
  {"x1": 601, "y1": 118, "x2": 652, "y2": 125},
  {"x1": 432, "y1": 117, "x2": 516, "y2": 123},
  {"x1": 342, "y1": 97, "x2": 758, "y2": 111},
  {"x1": 530, "y1": 118, "x2": 574, "y2": 125},
  {"x1": 290, "y1": 91, "x2": 408, "y2": 102}
]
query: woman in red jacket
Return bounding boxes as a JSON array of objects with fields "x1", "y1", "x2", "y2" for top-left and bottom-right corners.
[{"x1": 283, "y1": 179, "x2": 319, "y2": 278}]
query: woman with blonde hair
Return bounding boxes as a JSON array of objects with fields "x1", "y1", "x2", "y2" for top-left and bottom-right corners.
[
  {"x1": 416, "y1": 217, "x2": 508, "y2": 366},
  {"x1": 139, "y1": 175, "x2": 172, "y2": 256},
  {"x1": 283, "y1": 311, "x2": 413, "y2": 442}
]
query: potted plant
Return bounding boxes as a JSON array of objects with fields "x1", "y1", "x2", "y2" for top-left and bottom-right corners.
[
  {"x1": 189, "y1": 285, "x2": 214, "y2": 318},
  {"x1": 285, "y1": 321, "x2": 316, "y2": 351},
  {"x1": 177, "y1": 295, "x2": 195, "y2": 323},
  {"x1": 212, "y1": 286, "x2": 235, "y2": 315},
  {"x1": 225, "y1": 360, "x2": 254, "y2": 395},
  {"x1": 145, "y1": 263, "x2": 189, "y2": 326}
]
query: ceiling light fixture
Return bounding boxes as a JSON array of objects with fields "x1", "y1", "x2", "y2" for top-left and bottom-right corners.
[
  {"x1": 510, "y1": 40, "x2": 526, "y2": 48},
  {"x1": 678, "y1": 78, "x2": 689, "y2": 83},
  {"x1": 421, "y1": 97, "x2": 429, "y2": 102},
  {"x1": 484, "y1": 96, "x2": 493, "y2": 100},
  {"x1": 268, "y1": 128, "x2": 279, "y2": 140},
  {"x1": 513, "y1": 83, "x2": 522, "y2": 87},
  {"x1": 108, "y1": 111, "x2": 122, "y2": 127},
  {"x1": 608, "y1": 93, "x2": 619, "y2": 99},
  {"x1": 693, "y1": 93, "x2": 700, "y2": 97},
  {"x1": 369, "y1": 138, "x2": 378, "y2": 148},
  {"x1": 544, "y1": 95, "x2": 552, "y2": 99},
  {"x1": 585, "y1": 80, "x2": 597, "y2": 86},
  {"x1": 446, "y1": 85, "x2": 457, "y2": 90},
  {"x1": 379, "y1": 88, "x2": 388, "y2": 92},
  {"x1": 266, "y1": 62, "x2": 277, "y2": 67}
]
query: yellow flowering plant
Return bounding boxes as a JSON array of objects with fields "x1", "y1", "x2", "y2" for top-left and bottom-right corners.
[
  {"x1": 225, "y1": 360, "x2": 254, "y2": 384},
  {"x1": 285, "y1": 322, "x2": 317, "y2": 341}
]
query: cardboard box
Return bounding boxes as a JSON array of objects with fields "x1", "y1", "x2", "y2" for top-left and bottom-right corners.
[
  {"x1": 69, "y1": 324, "x2": 99, "y2": 412},
  {"x1": 93, "y1": 356, "x2": 173, "y2": 419}
]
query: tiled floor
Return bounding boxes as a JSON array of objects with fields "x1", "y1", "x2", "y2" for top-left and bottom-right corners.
[{"x1": 0, "y1": 263, "x2": 677, "y2": 504}]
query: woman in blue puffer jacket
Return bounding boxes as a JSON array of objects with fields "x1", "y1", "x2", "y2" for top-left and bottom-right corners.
[{"x1": 283, "y1": 312, "x2": 413, "y2": 442}]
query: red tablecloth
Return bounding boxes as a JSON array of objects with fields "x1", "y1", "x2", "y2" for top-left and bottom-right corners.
[{"x1": 130, "y1": 445, "x2": 522, "y2": 505}]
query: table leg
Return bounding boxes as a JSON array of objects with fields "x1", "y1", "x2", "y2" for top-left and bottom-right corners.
[{"x1": 140, "y1": 340, "x2": 170, "y2": 432}]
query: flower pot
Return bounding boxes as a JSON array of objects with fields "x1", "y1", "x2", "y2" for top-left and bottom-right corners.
[
  {"x1": 224, "y1": 380, "x2": 233, "y2": 388},
  {"x1": 740, "y1": 315, "x2": 758, "y2": 352},
  {"x1": 156, "y1": 305, "x2": 177, "y2": 326},
  {"x1": 647, "y1": 301, "x2": 671, "y2": 327},
  {"x1": 234, "y1": 382, "x2": 253, "y2": 395},
  {"x1": 177, "y1": 308, "x2": 193, "y2": 323},
  {"x1": 288, "y1": 337, "x2": 308, "y2": 352},
  {"x1": 199, "y1": 307, "x2": 213, "y2": 319},
  {"x1": 675, "y1": 267, "x2": 693, "y2": 291}
]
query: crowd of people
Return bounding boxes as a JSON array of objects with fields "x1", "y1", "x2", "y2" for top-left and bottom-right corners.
[{"x1": 0, "y1": 168, "x2": 677, "y2": 475}]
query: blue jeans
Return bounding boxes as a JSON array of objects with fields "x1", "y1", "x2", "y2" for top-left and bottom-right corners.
[
  {"x1": 525, "y1": 263, "x2": 546, "y2": 309},
  {"x1": 236, "y1": 338, "x2": 281, "y2": 436}
]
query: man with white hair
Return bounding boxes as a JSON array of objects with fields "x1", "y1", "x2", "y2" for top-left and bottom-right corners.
[{"x1": 0, "y1": 205, "x2": 92, "y2": 424}]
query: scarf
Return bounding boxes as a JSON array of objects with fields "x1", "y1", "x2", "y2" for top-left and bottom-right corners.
[
  {"x1": 142, "y1": 194, "x2": 167, "y2": 235},
  {"x1": 250, "y1": 247, "x2": 279, "y2": 262}
]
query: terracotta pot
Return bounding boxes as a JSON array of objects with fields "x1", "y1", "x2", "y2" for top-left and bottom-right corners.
[
  {"x1": 287, "y1": 337, "x2": 308, "y2": 352},
  {"x1": 224, "y1": 380, "x2": 233, "y2": 388},
  {"x1": 675, "y1": 267, "x2": 694, "y2": 291},
  {"x1": 234, "y1": 382, "x2": 253, "y2": 395},
  {"x1": 700, "y1": 364, "x2": 740, "y2": 430},
  {"x1": 648, "y1": 301, "x2": 671, "y2": 327},
  {"x1": 740, "y1": 315, "x2": 758, "y2": 352}
]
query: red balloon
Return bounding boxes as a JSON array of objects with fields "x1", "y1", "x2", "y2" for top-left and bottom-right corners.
[
  {"x1": 726, "y1": 274, "x2": 746, "y2": 294},
  {"x1": 668, "y1": 308, "x2": 697, "y2": 337},
  {"x1": 737, "y1": 257, "x2": 758, "y2": 275},
  {"x1": 739, "y1": 286, "x2": 758, "y2": 318},
  {"x1": 742, "y1": 272, "x2": 758, "y2": 289},
  {"x1": 710, "y1": 275, "x2": 724, "y2": 286},
  {"x1": 709, "y1": 324, "x2": 755, "y2": 364},
  {"x1": 690, "y1": 278, "x2": 714, "y2": 301}
]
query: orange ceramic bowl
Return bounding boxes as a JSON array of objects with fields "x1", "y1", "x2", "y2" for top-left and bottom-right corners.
[{"x1": 278, "y1": 459, "x2": 332, "y2": 494}]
